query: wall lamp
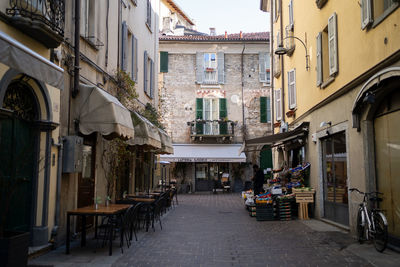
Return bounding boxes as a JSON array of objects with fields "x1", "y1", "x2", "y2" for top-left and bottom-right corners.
[{"x1": 275, "y1": 36, "x2": 310, "y2": 71}]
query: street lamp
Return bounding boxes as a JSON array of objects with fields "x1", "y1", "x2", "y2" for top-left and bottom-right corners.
[{"x1": 275, "y1": 36, "x2": 310, "y2": 71}]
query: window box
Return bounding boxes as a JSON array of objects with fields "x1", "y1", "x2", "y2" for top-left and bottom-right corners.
[
  {"x1": 206, "y1": 68, "x2": 215, "y2": 72},
  {"x1": 286, "y1": 109, "x2": 296, "y2": 118}
]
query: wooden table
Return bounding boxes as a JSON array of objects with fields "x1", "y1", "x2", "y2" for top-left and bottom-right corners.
[{"x1": 66, "y1": 204, "x2": 131, "y2": 256}]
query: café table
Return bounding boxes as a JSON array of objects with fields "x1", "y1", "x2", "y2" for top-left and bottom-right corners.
[{"x1": 66, "y1": 204, "x2": 131, "y2": 256}]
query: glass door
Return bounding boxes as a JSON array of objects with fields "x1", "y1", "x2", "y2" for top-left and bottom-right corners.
[
  {"x1": 195, "y1": 163, "x2": 210, "y2": 191},
  {"x1": 322, "y1": 131, "x2": 349, "y2": 225}
]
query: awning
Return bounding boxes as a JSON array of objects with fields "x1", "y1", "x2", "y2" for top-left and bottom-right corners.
[
  {"x1": 157, "y1": 128, "x2": 174, "y2": 154},
  {"x1": 73, "y1": 83, "x2": 135, "y2": 139},
  {"x1": 129, "y1": 111, "x2": 161, "y2": 149},
  {"x1": 242, "y1": 122, "x2": 309, "y2": 152},
  {"x1": 0, "y1": 30, "x2": 64, "y2": 89},
  {"x1": 160, "y1": 144, "x2": 247, "y2": 162}
]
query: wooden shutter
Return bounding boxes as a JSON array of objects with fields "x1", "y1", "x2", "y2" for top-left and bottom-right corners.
[
  {"x1": 328, "y1": 12, "x2": 338, "y2": 76},
  {"x1": 150, "y1": 59, "x2": 154, "y2": 98},
  {"x1": 160, "y1": 51, "x2": 168, "y2": 73},
  {"x1": 196, "y1": 52, "x2": 204, "y2": 84},
  {"x1": 361, "y1": 0, "x2": 372, "y2": 29},
  {"x1": 133, "y1": 36, "x2": 138, "y2": 81},
  {"x1": 143, "y1": 50, "x2": 148, "y2": 94},
  {"x1": 196, "y1": 98, "x2": 203, "y2": 134},
  {"x1": 259, "y1": 52, "x2": 267, "y2": 82},
  {"x1": 217, "y1": 52, "x2": 225, "y2": 84},
  {"x1": 80, "y1": 0, "x2": 88, "y2": 37},
  {"x1": 219, "y1": 98, "x2": 227, "y2": 134},
  {"x1": 266, "y1": 53, "x2": 271, "y2": 83},
  {"x1": 289, "y1": 0, "x2": 294, "y2": 30},
  {"x1": 275, "y1": 89, "x2": 282, "y2": 121},
  {"x1": 260, "y1": 97, "x2": 267, "y2": 123},
  {"x1": 316, "y1": 32, "x2": 322, "y2": 86},
  {"x1": 288, "y1": 69, "x2": 296, "y2": 109},
  {"x1": 266, "y1": 96, "x2": 271, "y2": 122},
  {"x1": 121, "y1": 21, "x2": 128, "y2": 71}
]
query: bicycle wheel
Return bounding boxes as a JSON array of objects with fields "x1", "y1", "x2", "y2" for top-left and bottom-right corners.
[
  {"x1": 373, "y1": 212, "x2": 388, "y2": 253},
  {"x1": 357, "y1": 208, "x2": 365, "y2": 243}
]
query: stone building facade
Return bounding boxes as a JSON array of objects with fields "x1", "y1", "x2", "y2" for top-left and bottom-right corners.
[{"x1": 159, "y1": 32, "x2": 272, "y2": 192}]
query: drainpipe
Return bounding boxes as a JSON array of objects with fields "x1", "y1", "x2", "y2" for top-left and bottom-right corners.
[
  {"x1": 279, "y1": 2, "x2": 285, "y2": 125},
  {"x1": 269, "y1": 1, "x2": 274, "y2": 132},
  {"x1": 241, "y1": 42, "x2": 246, "y2": 140},
  {"x1": 72, "y1": 0, "x2": 80, "y2": 98},
  {"x1": 51, "y1": 137, "x2": 63, "y2": 245}
]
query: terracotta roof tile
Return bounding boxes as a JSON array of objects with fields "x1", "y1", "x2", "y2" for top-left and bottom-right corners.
[{"x1": 159, "y1": 32, "x2": 269, "y2": 42}]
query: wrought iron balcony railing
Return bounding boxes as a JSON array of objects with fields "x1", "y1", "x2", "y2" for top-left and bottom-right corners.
[
  {"x1": 188, "y1": 119, "x2": 236, "y2": 141},
  {"x1": 7, "y1": 0, "x2": 65, "y2": 48}
]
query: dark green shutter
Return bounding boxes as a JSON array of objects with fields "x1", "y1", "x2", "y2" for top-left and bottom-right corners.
[
  {"x1": 260, "y1": 97, "x2": 267, "y2": 123},
  {"x1": 160, "y1": 51, "x2": 168, "y2": 72},
  {"x1": 196, "y1": 98, "x2": 203, "y2": 134},
  {"x1": 266, "y1": 97, "x2": 271, "y2": 122},
  {"x1": 260, "y1": 145, "x2": 273, "y2": 170},
  {"x1": 219, "y1": 98, "x2": 227, "y2": 135}
]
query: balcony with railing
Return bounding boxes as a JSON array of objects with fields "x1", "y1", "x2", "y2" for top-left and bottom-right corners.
[
  {"x1": 6, "y1": 0, "x2": 65, "y2": 48},
  {"x1": 203, "y1": 68, "x2": 218, "y2": 84},
  {"x1": 188, "y1": 119, "x2": 236, "y2": 142}
]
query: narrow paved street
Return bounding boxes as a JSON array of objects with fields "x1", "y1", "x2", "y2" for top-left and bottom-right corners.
[{"x1": 30, "y1": 193, "x2": 400, "y2": 267}]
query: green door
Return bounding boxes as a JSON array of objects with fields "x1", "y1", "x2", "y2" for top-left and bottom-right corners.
[
  {"x1": 260, "y1": 145, "x2": 273, "y2": 170},
  {"x1": 0, "y1": 116, "x2": 35, "y2": 232}
]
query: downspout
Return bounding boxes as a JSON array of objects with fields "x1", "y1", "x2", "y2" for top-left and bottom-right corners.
[
  {"x1": 117, "y1": 0, "x2": 121, "y2": 69},
  {"x1": 51, "y1": 137, "x2": 63, "y2": 245},
  {"x1": 72, "y1": 0, "x2": 80, "y2": 98},
  {"x1": 279, "y1": 0, "x2": 285, "y2": 125},
  {"x1": 105, "y1": 0, "x2": 109, "y2": 67},
  {"x1": 241, "y1": 42, "x2": 246, "y2": 140},
  {"x1": 269, "y1": 1, "x2": 274, "y2": 132}
]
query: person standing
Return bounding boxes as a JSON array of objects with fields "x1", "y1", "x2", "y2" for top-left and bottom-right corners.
[{"x1": 252, "y1": 164, "x2": 264, "y2": 196}]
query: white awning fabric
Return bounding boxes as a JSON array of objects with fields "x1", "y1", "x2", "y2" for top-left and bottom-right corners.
[
  {"x1": 0, "y1": 30, "x2": 64, "y2": 89},
  {"x1": 129, "y1": 111, "x2": 162, "y2": 149},
  {"x1": 74, "y1": 83, "x2": 135, "y2": 139},
  {"x1": 160, "y1": 144, "x2": 246, "y2": 162},
  {"x1": 157, "y1": 128, "x2": 174, "y2": 154}
]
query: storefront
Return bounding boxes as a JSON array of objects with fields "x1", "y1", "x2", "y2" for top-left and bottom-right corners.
[{"x1": 160, "y1": 144, "x2": 246, "y2": 192}]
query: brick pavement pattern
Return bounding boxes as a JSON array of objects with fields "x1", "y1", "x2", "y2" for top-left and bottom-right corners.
[{"x1": 113, "y1": 193, "x2": 372, "y2": 267}]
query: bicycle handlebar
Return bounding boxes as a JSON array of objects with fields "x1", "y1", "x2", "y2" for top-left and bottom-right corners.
[{"x1": 349, "y1": 188, "x2": 383, "y2": 196}]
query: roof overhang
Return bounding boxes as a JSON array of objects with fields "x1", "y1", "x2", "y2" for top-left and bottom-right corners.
[
  {"x1": 160, "y1": 144, "x2": 246, "y2": 163},
  {"x1": 242, "y1": 122, "x2": 310, "y2": 152},
  {"x1": 0, "y1": 30, "x2": 64, "y2": 89},
  {"x1": 129, "y1": 111, "x2": 162, "y2": 149}
]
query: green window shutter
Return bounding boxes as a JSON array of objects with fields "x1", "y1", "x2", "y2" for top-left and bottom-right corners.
[
  {"x1": 260, "y1": 97, "x2": 267, "y2": 123},
  {"x1": 266, "y1": 96, "x2": 271, "y2": 122},
  {"x1": 160, "y1": 51, "x2": 168, "y2": 72},
  {"x1": 219, "y1": 98, "x2": 227, "y2": 134},
  {"x1": 196, "y1": 98, "x2": 203, "y2": 134}
]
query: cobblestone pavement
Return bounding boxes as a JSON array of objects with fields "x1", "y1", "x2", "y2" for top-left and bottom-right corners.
[
  {"x1": 113, "y1": 193, "x2": 371, "y2": 267},
  {"x1": 30, "y1": 193, "x2": 400, "y2": 267}
]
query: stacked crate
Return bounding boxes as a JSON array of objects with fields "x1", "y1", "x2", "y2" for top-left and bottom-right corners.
[
  {"x1": 277, "y1": 198, "x2": 293, "y2": 220},
  {"x1": 256, "y1": 204, "x2": 274, "y2": 221}
]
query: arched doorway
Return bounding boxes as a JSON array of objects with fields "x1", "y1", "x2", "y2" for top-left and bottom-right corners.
[
  {"x1": 374, "y1": 87, "x2": 400, "y2": 244},
  {"x1": 0, "y1": 81, "x2": 39, "y2": 233}
]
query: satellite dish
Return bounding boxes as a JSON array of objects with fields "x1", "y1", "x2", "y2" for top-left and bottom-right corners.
[{"x1": 230, "y1": 95, "x2": 239, "y2": 104}]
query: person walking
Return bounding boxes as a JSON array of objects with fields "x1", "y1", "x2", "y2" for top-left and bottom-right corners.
[{"x1": 252, "y1": 164, "x2": 264, "y2": 196}]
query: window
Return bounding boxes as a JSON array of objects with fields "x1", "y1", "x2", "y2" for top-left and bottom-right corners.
[
  {"x1": 259, "y1": 52, "x2": 271, "y2": 83},
  {"x1": 288, "y1": 69, "x2": 296, "y2": 109},
  {"x1": 160, "y1": 51, "x2": 168, "y2": 73},
  {"x1": 121, "y1": 22, "x2": 138, "y2": 80},
  {"x1": 260, "y1": 97, "x2": 271, "y2": 123},
  {"x1": 361, "y1": 0, "x2": 399, "y2": 29},
  {"x1": 146, "y1": 0, "x2": 152, "y2": 28},
  {"x1": 273, "y1": 0, "x2": 281, "y2": 22},
  {"x1": 196, "y1": 98, "x2": 227, "y2": 135},
  {"x1": 144, "y1": 51, "x2": 154, "y2": 98},
  {"x1": 274, "y1": 89, "x2": 282, "y2": 121},
  {"x1": 288, "y1": 0, "x2": 294, "y2": 30},
  {"x1": 80, "y1": 0, "x2": 96, "y2": 43},
  {"x1": 316, "y1": 12, "x2": 338, "y2": 87},
  {"x1": 196, "y1": 52, "x2": 224, "y2": 84}
]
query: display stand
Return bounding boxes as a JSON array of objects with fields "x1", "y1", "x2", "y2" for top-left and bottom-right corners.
[{"x1": 293, "y1": 188, "x2": 315, "y2": 220}]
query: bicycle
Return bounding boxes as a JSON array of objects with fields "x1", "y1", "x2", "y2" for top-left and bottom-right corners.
[{"x1": 349, "y1": 188, "x2": 388, "y2": 252}]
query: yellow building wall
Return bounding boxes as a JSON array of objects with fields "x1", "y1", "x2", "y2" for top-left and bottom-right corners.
[{"x1": 274, "y1": 1, "x2": 400, "y2": 124}]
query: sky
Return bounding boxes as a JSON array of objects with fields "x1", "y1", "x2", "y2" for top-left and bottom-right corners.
[{"x1": 173, "y1": 0, "x2": 270, "y2": 35}]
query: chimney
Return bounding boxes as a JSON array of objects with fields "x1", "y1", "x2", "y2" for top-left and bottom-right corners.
[
  {"x1": 225, "y1": 31, "x2": 227, "y2": 39},
  {"x1": 239, "y1": 31, "x2": 243, "y2": 39},
  {"x1": 209, "y1": 27, "x2": 216, "y2": 36}
]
